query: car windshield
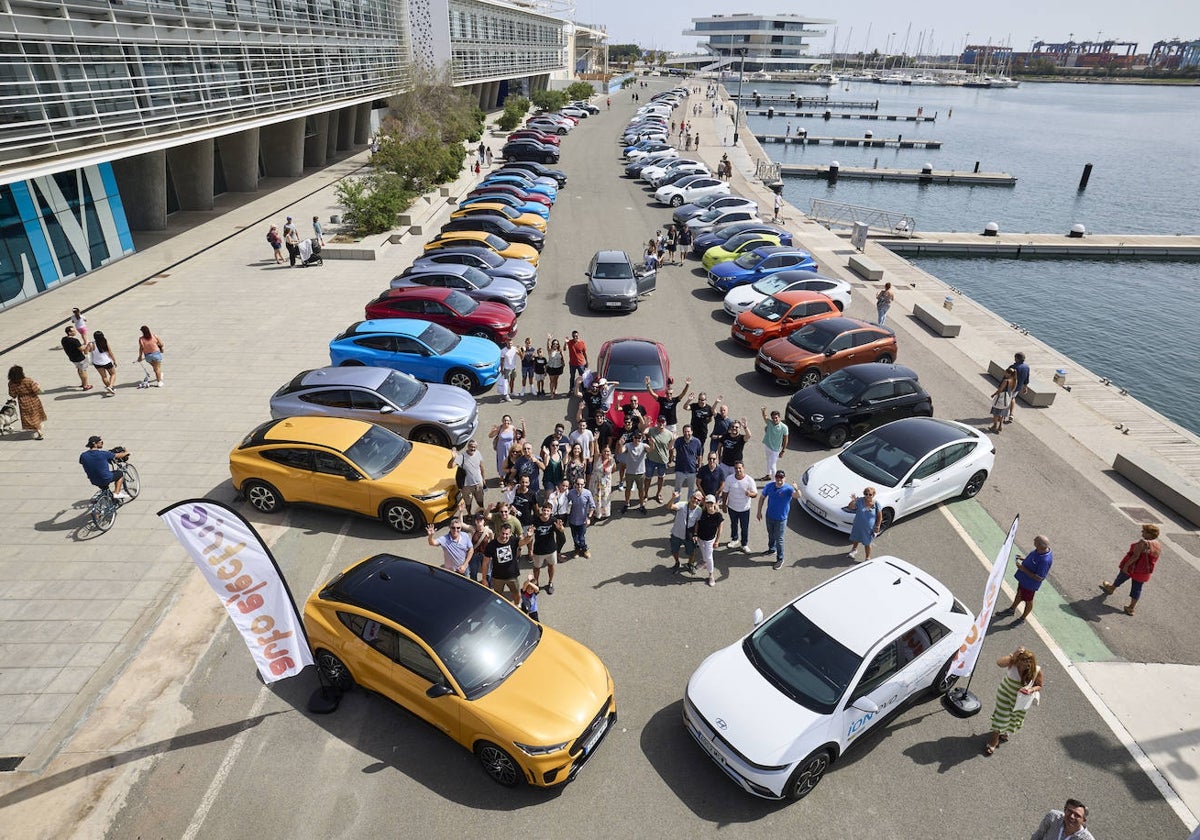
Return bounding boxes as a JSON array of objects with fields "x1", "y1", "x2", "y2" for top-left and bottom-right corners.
[
  {"x1": 419, "y1": 323, "x2": 460, "y2": 355},
  {"x1": 605, "y1": 346, "x2": 664, "y2": 389},
  {"x1": 694, "y1": 194, "x2": 722, "y2": 208},
  {"x1": 750, "y1": 296, "x2": 791, "y2": 322},
  {"x1": 698, "y1": 207, "x2": 723, "y2": 221},
  {"x1": 462, "y1": 267, "x2": 493, "y2": 289},
  {"x1": 752, "y1": 275, "x2": 793, "y2": 295},
  {"x1": 483, "y1": 234, "x2": 508, "y2": 250},
  {"x1": 743, "y1": 605, "x2": 862, "y2": 715},
  {"x1": 787, "y1": 324, "x2": 837, "y2": 353},
  {"x1": 444, "y1": 290, "x2": 479, "y2": 314},
  {"x1": 734, "y1": 251, "x2": 766, "y2": 269},
  {"x1": 344, "y1": 424, "x2": 412, "y2": 479},
  {"x1": 433, "y1": 596, "x2": 541, "y2": 700},
  {"x1": 378, "y1": 370, "x2": 427, "y2": 409},
  {"x1": 815, "y1": 370, "x2": 866, "y2": 406},
  {"x1": 838, "y1": 428, "x2": 925, "y2": 487},
  {"x1": 592, "y1": 257, "x2": 634, "y2": 279}
]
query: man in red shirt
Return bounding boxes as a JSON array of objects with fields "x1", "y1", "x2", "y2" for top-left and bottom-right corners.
[{"x1": 566, "y1": 330, "x2": 588, "y2": 391}]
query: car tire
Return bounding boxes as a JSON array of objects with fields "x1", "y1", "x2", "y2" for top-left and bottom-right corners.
[
  {"x1": 799, "y1": 368, "x2": 823, "y2": 388},
  {"x1": 929, "y1": 654, "x2": 959, "y2": 697},
  {"x1": 445, "y1": 368, "x2": 478, "y2": 392},
  {"x1": 877, "y1": 507, "x2": 896, "y2": 532},
  {"x1": 338, "y1": 359, "x2": 365, "y2": 367},
  {"x1": 785, "y1": 748, "x2": 832, "y2": 800},
  {"x1": 961, "y1": 470, "x2": 988, "y2": 499},
  {"x1": 476, "y1": 740, "x2": 524, "y2": 787},
  {"x1": 409, "y1": 426, "x2": 451, "y2": 448},
  {"x1": 833, "y1": 300, "x2": 845, "y2": 312},
  {"x1": 670, "y1": 195, "x2": 684, "y2": 207},
  {"x1": 382, "y1": 500, "x2": 424, "y2": 533},
  {"x1": 315, "y1": 649, "x2": 355, "y2": 692},
  {"x1": 466, "y1": 328, "x2": 495, "y2": 342},
  {"x1": 825, "y1": 425, "x2": 849, "y2": 448},
  {"x1": 875, "y1": 353, "x2": 894, "y2": 364},
  {"x1": 243, "y1": 480, "x2": 283, "y2": 514}
]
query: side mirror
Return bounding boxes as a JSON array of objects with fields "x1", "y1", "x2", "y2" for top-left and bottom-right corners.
[
  {"x1": 906, "y1": 477, "x2": 924, "y2": 488},
  {"x1": 825, "y1": 349, "x2": 836, "y2": 357},
  {"x1": 851, "y1": 697, "x2": 879, "y2": 714},
  {"x1": 752, "y1": 608, "x2": 764, "y2": 626},
  {"x1": 379, "y1": 406, "x2": 394, "y2": 414},
  {"x1": 345, "y1": 472, "x2": 362, "y2": 481},
  {"x1": 426, "y1": 682, "x2": 455, "y2": 699}
]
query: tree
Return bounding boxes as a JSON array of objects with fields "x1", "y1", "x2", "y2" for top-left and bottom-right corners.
[
  {"x1": 496, "y1": 95, "x2": 530, "y2": 131},
  {"x1": 531, "y1": 89, "x2": 569, "y2": 112},
  {"x1": 608, "y1": 43, "x2": 641, "y2": 64},
  {"x1": 565, "y1": 81, "x2": 596, "y2": 101},
  {"x1": 335, "y1": 172, "x2": 414, "y2": 236}
]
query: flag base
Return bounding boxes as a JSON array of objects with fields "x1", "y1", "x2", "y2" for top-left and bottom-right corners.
[
  {"x1": 942, "y1": 687, "x2": 982, "y2": 718},
  {"x1": 308, "y1": 686, "x2": 342, "y2": 714}
]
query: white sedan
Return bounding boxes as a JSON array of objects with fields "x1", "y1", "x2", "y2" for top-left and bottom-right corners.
[
  {"x1": 799, "y1": 417, "x2": 995, "y2": 533},
  {"x1": 685, "y1": 557, "x2": 972, "y2": 800},
  {"x1": 655, "y1": 177, "x2": 730, "y2": 207},
  {"x1": 626, "y1": 146, "x2": 677, "y2": 163},
  {"x1": 723, "y1": 271, "x2": 852, "y2": 316},
  {"x1": 640, "y1": 158, "x2": 705, "y2": 185}
]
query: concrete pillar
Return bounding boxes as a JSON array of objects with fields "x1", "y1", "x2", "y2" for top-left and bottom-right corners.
[
  {"x1": 476, "y1": 83, "x2": 488, "y2": 110},
  {"x1": 336, "y1": 105, "x2": 355, "y2": 150},
  {"x1": 111, "y1": 150, "x2": 167, "y2": 231},
  {"x1": 165, "y1": 138, "x2": 214, "y2": 211},
  {"x1": 260, "y1": 117, "x2": 305, "y2": 177},
  {"x1": 304, "y1": 112, "x2": 329, "y2": 168},
  {"x1": 354, "y1": 102, "x2": 372, "y2": 144},
  {"x1": 326, "y1": 109, "x2": 341, "y2": 159},
  {"x1": 217, "y1": 128, "x2": 259, "y2": 192}
]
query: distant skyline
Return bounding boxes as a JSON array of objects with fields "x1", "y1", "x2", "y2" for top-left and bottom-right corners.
[{"x1": 574, "y1": 1, "x2": 1200, "y2": 57}]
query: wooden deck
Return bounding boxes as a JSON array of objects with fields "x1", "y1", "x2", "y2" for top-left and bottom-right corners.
[
  {"x1": 875, "y1": 232, "x2": 1200, "y2": 258},
  {"x1": 780, "y1": 164, "x2": 1015, "y2": 185},
  {"x1": 756, "y1": 133, "x2": 942, "y2": 148}
]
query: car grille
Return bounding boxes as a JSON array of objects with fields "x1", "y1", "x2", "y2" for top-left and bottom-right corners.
[{"x1": 570, "y1": 696, "x2": 613, "y2": 757}]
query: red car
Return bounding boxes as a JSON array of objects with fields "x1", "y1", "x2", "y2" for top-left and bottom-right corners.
[
  {"x1": 597, "y1": 337, "x2": 670, "y2": 427},
  {"x1": 466, "y1": 184, "x2": 553, "y2": 208},
  {"x1": 366, "y1": 287, "x2": 518, "y2": 345},
  {"x1": 508, "y1": 130, "x2": 561, "y2": 146}
]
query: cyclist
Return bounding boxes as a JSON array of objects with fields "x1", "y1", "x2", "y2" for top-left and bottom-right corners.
[{"x1": 80, "y1": 435, "x2": 131, "y2": 500}]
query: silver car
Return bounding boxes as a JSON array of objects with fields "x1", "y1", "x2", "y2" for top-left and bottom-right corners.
[
  {"x1": 408, "y1": 247, "x2": 537, "y2": 291},
  {"x1": 392, "y1": 264, "x2": 527, "y2": 314},
  {"x1": 269, "y1": 366, "x2": 478, "y2": 448},
  {"x1": 585, "y1": 250, "x2": 656, "y2": 312}
]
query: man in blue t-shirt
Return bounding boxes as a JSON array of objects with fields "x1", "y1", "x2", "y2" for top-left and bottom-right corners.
[
  {"x1": 673, "y1": 424, "x2": 703, "y2": 499},
  {"x1": 79, "y1": 435, "x2": 130, "y2": 499},
  {"x1": 757, "y1": 470, "x2": 798, "y2": 571},
  {"x1": 997, "y1": 535, "x2": 1053, "y2": 623},
  {"x1": 1008, "y1": 352, "x2": 1030, "y2": 424}
]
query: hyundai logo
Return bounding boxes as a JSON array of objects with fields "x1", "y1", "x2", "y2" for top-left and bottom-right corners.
[
  {"x1": 818, "y1": 483, "x2": 840, "y2": 499},
  {"x1": 715, "y1": 718, "x2": 728, "y2": 731}
]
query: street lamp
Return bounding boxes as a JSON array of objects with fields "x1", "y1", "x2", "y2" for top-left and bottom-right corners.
[{"x1": 732, "y1": 47, "x2": 747, "y2": 145}]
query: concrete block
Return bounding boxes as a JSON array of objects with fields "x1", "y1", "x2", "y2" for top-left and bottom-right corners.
[
  {"x1": 912, "y1": 302, "x2": 962, "y2": 337},
  {"x1": 848, "y1": 254, "x2": 884, "y2": 280},
  {"x1": 1113, "y1": 452, "x2": 1200, "y2": 527},
  {"x1": 988, "y1": 360, "x2": 1056, "y2": 407},
  {"x1": 320, "y1": 247, "x2": 376, "y2": 261}
]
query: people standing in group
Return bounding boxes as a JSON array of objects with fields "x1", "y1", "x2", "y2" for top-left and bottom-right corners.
[
  {"x1": 687, "y1": 392, "x2": 720, "y2": 447},
  {"x1": 590, "y1": 444, "x2": 615, "y2": 519},
  {"x1": 692, "y1": 495, "x2": 724, "y2": 587},
  {"x1": 545, "y1": 336, "x2": 565, "y2": 397},
  {"x1": 989, "y1": 366, "x2": 1018, "y2": 433},
  {"x1": 668, "y1": 490, "x2": 703, "y2": 572},
  {"x1": 282, "y1": 216, "x2": 301, "y2": 267},
  {"x1": 758, "y1": 470, "x2": 798, "y2": 570},
  {"x1": 620, "y1": 430, "x2": 649, "y2": 513},
  {"x1": 499, "y1": 337, "x2": 519, "y2": 400},
  {"x1": 136, "y1": 325, "x2": 165, "y2": 387},
  {"x1": 1008, "y1": 351, "x2": 1030, "y2": 424},
  {"x1": 266, "y1": 225, "x2": 285, "y2": 263},
  {"x1": 673, "y1": 424, "x2": 703, "y2": 498},
  {"x1": 1100, "y1": 523, "x2": 1161, "y2": 616},
  {"x1": 645, "y1": 375, "x2": 689, "y2": 433},
  {"x1": 526, "y1": 503, "x2": 562, "y2": 593},
  {"x1": 997, "y1": 535, "x2": 1054, "y2": 623},
  {"x1": 451, "y1": 440, "x2": 485, "y2": 514},
  {"x1": 643, "y1": 242, "x2": 658, "y2": 272},
  {"x1": 876, "y1": 282, "x2": 895, "y2": 326},
  {"x1": 715, "y1": 416, "x2": 751, "y2": 480},
  {"x1": 846, "y1": 487, "x2": 882, "y2": 560},
  {"x1": 721, "y1": 462, "x2": 758, "y2": 552},
  {"x1": 565, "y1": 477, "x2": 597, "y2": 560},
  {"x1": 1030, "y1": 799, "x2": 1094, "y2": 840},
  {"x1": 984, "y1": 645, "x2": 1043, "y2": 755},
  {"x1": 565, "y1": 330, "x2": 588, "y2": 392},
  {"x1": 483, "y1": 522, "x2": 523, "y2": 605},
  {"x1": 644, "y1": 415, "x2": 674, "y2": 502},
  {"x1": 677, "y1": 222, "x2": 693, "y2": 258},
  {"x1": 87, "y1": 330, "x2": 118, "y2": 395},
  {"x1": 426, "y1": 520, "x2": 471, "y2": 575},
  {"x1": 311, "y1": 216, "x2": 325, "y2": 247},
  {"x1": 760, "y1": 406, "x2": 788, "y2": 480},
  {"x1": 664, "y1": 225, "x2": 679, "y2": 265},
  {"x1": 488, "y1": 415, "x2": 521, "y2": 484},
  {"x1": 517, "y1": 336, "x2": 536, "y2": 397},
  {"x1": 464, "y1": 511, "x2": 493, "y2": 583},
  {"x1": 60, "y1": 326, "x2": 92, "y2": 391},
  {"x1": 708, "y1": 402, "x2": 732, "y2": 454},
  {"x1": 7, "y1": 366, "x2": 46, "y2": 440}
]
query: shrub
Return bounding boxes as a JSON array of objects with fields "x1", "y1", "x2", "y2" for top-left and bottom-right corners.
[
  {"x1": 565, "y1": 81, "x2": 595, "y2": 101},
  {"x1": 531, "y1": 89, "x2": 569, "y2": 112},
  {"x1": 335, "y1": 172, "x2": 414, "y2": 236}
]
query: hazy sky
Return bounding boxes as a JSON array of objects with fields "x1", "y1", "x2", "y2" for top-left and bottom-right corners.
[{"x1": 577, "y1": 1, "x2": 1200, "y2": 56}]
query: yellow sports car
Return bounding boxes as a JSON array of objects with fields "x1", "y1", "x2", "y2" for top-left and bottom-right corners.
[
  {"x1": 229, "y1": 416, "x2": 456, "y2": 532},
  {"x1": 424, "y1": 231, "x2": 539, "y2": 266},
  {"x1": 451, "y1": 202, "x2": 548, "y2": 233},
  {"x1": 305, "y1": 554, "x2": 617, "y2": 788}
]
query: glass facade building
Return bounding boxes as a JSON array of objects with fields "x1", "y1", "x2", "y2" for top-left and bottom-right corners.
[{"x1": 684, "y1": 13, "x2": 833, "y2": 72}]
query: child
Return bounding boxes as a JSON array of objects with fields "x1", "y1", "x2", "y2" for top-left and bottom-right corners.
[
  {"x1": 534, "y1": 348, "x2": 548, "y2": 395},
  {"x1": 520, "y1": 575, "x2": 540, "y2": 621}
]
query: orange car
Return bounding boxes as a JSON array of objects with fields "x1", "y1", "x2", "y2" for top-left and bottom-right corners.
[
  {"x1": 755, "y1": 316, "x2": 898, "y2": 388},
  {"x1": 731, "y1": 290, "x2": 841, "y2": 351}
]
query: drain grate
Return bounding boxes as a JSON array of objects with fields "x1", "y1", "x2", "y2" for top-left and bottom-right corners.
[
  {"x1": 0, "y1": 755, "x2": 25, "y2": 772},
  {"x1": 1118, "y1": 506, "x2": 1161, "y2": 523}
]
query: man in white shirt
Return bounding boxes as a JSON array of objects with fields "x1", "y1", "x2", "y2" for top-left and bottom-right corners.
[{"x1": 720, "y1": 461, "x2": 758, "y2": 552}]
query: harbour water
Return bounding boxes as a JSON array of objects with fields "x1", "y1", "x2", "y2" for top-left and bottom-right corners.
[{"x1": 745, "y1": 81, "x2": 1200, "y2": 433}]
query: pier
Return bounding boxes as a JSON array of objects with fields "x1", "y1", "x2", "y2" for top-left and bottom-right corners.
[
  {"x1": 755, "y1": 133, "x2": 943, "y2": 149},
  {"x1": 875, "y1": 231, "x2": 1200, "y2": 258},
  {"x1": 744, "y1": 109, "x2": 936, "y2": 122},
  {"x1": 780, "y1": 163, "x2": 1016, "y2": 186},
  {"x1": 734, "y1": 95, "x2": 879, "y2": 109}
]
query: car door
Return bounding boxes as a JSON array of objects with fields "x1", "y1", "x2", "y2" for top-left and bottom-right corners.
[
  {"x1": 309, "y1": 449, "x2": 375, "y2": 515},
  {"x1": 421, "y1": 299, "x2": 455, "y2": 331},
  {"x1": 298, "y1": 387, "x2": 355, "y2": 421},
  {"x1": 902, "y1": 446, "x2": 950, "y2": 512},
  {"x1": 379, "y1": 298, "x2": 424, "y2": 318},
  {"x1": 351, "y1": 335, "x2": 398, "y2": 366},
  {"x1": 820, "y1": 331, "x2": 857, "y2": 374},
  {"x1": 257, "y1": 448, "x2": 314, "y2": 500},
  {"x1": 853, "y1": 382, "x2": 898, "y2": 434},
  {"x1": 932, "y1": 442, "x2": 979, "y2": 503},
  {"x1": 636, "y1": 266, "x2": 656, "y2": 295},
  {"x1": 840, "y1": 639, "x2": 906, "y2": 748},
  {"x1": 393, "y1": 335, "x2": 436, "y2": 380}
]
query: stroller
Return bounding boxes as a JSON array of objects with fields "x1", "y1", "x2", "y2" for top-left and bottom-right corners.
[
  {"x1": 298, "y1": 238, "x2": 323, "y2": 267},
  {"x1": 0, "y1": 398, "x2": 18, "y2": 434}
]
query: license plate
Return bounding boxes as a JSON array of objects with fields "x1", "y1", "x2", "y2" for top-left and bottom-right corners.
[
  {"x1": 605, "y1": 301, "x2": 622, "y2": 308},
  {"x1": 786, "y1": 410, "x2": 801, "y2": 424},
  {"x1": 580, "y1": 715, "x2": 609, "y2": 756},
  {"x1": 756, "y1": 361, "x2": 772, "y2": 373},
  {"x1": 805, "y1": 500, "x2": 828, "y2": 520}
]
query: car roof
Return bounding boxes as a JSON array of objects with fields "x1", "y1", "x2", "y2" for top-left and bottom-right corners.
[
  {"x1": 770, "y1": 289, "x2": 833, "y2": 305},
  {"x1": 320, "y1": 554, "x2": 498, "y2": 644},
  {"x1": 839, "y1": 363, "x2": 919, "y2": 385},
  {"x1": 402, "y1": 263, "x2": 473, "y2": 278},
  {"x1": 867, "y1": 416, "x2": 976, "y2": 451},
  {"x1": 253, "y1": 416, "x2": 372, "y2": 451},
  {"x1": 748, "y1": 245, "x2": 803, "y2": 258},
  {"x1": 603, "y1": 337, "x2": 664, "y2": 362},
  {"x1": 379, "y1": 285, "x2": 452, "y2": 301},
  {"x1": 794, "y1": 557, "x2": 951, "y2": 656},
  {"x1": 806, "y1": 316, "x2": 889, "y2": 337},
  {"x1": 341, "y1": 319, "x2": 428, "y2": 338},
  {"x1": 294, "y1": 365, "x2": 392, "y2": 391},
  {"x1": 593, "y1": 250, "x2": 631, "y2": 263}
]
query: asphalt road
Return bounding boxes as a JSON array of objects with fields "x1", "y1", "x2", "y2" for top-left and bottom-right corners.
[{"x1": 97, "y1": 89, "x2": 1187, "y2": 840}]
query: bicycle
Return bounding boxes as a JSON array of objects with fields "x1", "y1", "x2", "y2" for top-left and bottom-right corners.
[{"x1": 87, "y1": 448, "x2": 140, "y2": 532}]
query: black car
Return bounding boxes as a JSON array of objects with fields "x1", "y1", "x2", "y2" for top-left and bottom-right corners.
[
  {"x1": 785, "y1": 363, "x2": 932, "y2": 447},
  {"x1": 502, "y1": 140, "x2": 559, "y2": 164},
  {"x1": 625, "y1": 153, "x2": 676, "y2": 178},
  {"x1": 440, "y1": 215, "x2": 545, "y2": 252},
  {"x1": 498, "y1": 160, "x2": 567, "y2": 186}
]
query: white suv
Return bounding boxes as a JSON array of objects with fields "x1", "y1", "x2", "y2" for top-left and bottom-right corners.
[{"x1": 684, "y1": 557, "x2": 972, "y2": 800}]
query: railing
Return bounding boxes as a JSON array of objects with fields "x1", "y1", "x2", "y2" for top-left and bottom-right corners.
[{"x1": 808, "y1": 198, "x2": 917, "y2": 238}]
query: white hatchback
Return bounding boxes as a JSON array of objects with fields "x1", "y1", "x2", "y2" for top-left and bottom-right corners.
[
  {"x1": 723, "y1": 271, "x2": 852, "y2": 317},
  {"x1": 684, "y1": 557, "x2": 972, "y2": 800}
]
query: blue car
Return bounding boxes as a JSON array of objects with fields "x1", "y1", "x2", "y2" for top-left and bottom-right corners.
[
  {"x1": 480, "y1": 175, "x2": 557, "y2": 202},
  {"x1": 330, "y1": 319, "x2": 501, "y2": 394},
  {"x1": 458, "y1": 193, "x2": 549, "y2": 220},
  {"x1": 705, "y1": 246, "x2": 819, "y2": 293},
  {"x1": 692, "y1": 222, "x2": 794, "y2": 257}
]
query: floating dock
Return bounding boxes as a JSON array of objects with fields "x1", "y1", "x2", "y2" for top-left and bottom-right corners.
[
  {"x1": 735, "y1": 95, "x2": 879, "y2": 109},
  {"x1": 756, "y1": 133, "x2": 942, "y2": 149},
  {"x1": 780, "y1": 164, "x2": 1016, "y2": 186},
  {"x1": 744, "y1": 109, "x2": 936, "y2": 122},
  {"x1": 875, "y1": 232, "x2": 1200, "y2": 258}
]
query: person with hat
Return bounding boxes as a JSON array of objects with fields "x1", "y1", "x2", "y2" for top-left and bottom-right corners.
[
  {"x1": 692, "y1": 494, "x2": 725, "y2": 587},
  {"x1": 79, "y1": 435, "x2": 131, "y2": 499},
  {"x1": 757, "y1": 470, "x2": 798, "y2": 571},
  {"x1": 282, "y1": 216, "x2": 301, "y2": 267}
]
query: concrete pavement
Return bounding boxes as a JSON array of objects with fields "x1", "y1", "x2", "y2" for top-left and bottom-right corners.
[{"x1": 0, "y1": 82, "x2": 1196, "y2": 836}]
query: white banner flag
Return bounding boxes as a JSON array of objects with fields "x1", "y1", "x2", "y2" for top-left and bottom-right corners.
[
  {"x1": 159, "y1": 499, "x2": 314, "y2": 683},
  {"x1": 949, "y1": 515, "x2": 1020, "y2": 678}
]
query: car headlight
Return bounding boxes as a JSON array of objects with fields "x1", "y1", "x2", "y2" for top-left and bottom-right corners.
[
  {"x1": 413, "y1": 491, "x2": 448, "y2": 501},
  {"x1": 449, "y1": 416, "x2": 471, "y2": 425},
  {"x1": 810, "y1": 413, "x2": 825, "y2": 423},
  {"x1": 801, "y1": 468, "x2": 811, "y2": 486},
  {"x1": 779, "y1": 365, "x2": 795, "y2": 374},
  {"x1": 513, "y1": 740, "x2": 569, "y2": 756},
  {"x1": 748, "y1": 328, "x2": 764, "y2": 336},
  {"x1": 471, "y1": 362, "x2": 491, "y2": 368}
]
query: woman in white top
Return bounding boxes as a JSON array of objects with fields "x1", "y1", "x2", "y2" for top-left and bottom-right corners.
[{"x1": 87, "y1": 330, "x2": 117, "y2": 394}]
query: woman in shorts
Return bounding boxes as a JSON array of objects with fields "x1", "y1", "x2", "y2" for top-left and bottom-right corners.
[
  {"x1": 88, "y1": 330, "x2": 118, "y2": 395},
  {"x1": 545, "y1": 336, "x2": 565, "y2": 397}
]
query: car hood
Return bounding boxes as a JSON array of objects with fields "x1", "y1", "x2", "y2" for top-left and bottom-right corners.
[
  {"x1": 760, "y1": 337, "x2": 825, "y2": 366},
  {"x1": 590, "y1": 277, "x2": 636, "y2": 296},
  {"x1": 724, "y1": 285, "x2": 768, "y2": 312},
  {"x1": 491, "y1": 260, "x2": 538, "y2": 282},
  {"x1": 413, "y1": 382, "x2": 479, "y2": 423},
  {"x1": 688, "y1": 642, "x2": 824, "y2": 766},
  {"x1": 379, "y1": 440, "x2": 458, "y2": 493},
  {"x1": 805, "y1": 453, "x2": 896, "y2": 501},
  {"x1": 788, "y1": 385, "x2": 848, "y2": 419},
  {"x1": 708, "y1": 260, "x2": 754, "y2": 280},
  {"x1": 449, "y1": 335, "x2": 504, "y2": 367},
  {"x1": 480, "y1": 276, "x2": 529, "y2": 301},
  {"x1": 475, "y1": 625, "x2": 612, "y2": 743}
]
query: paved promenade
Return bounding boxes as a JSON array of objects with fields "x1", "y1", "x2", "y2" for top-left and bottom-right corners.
[{"x1": 0, "y1": 83, "x2": 1196, "y2": 836}]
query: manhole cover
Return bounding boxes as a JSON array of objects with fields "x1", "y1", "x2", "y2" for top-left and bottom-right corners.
[
  {"x1": 0, "y1": 755, "x2": 25, "y2": 772},
  {"x1": 1118, "y1": 506, "x2": 1161, "y2": 523}
]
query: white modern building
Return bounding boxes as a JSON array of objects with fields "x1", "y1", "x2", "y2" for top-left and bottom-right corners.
[
  {"x1": 0, "y1": 0, "x2": 567, "y2": 310},
  {"x1": 682, "y1": 12, "x2": 833, "y2": 73}
]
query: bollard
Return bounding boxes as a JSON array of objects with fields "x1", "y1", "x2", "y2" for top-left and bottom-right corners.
[
  {"x1": 943, "y1": 295, "x2": 954, "y2": 311},
  {"x1": 974, "y1": 161, "x2": 981, "y2": 173},
  {"x1": 768, "y1": 107, "x2": 774, "y2": 118},
  {"x1": 828, "y1": 161, "x2": 840, "y2": 184},
  {"x1": 1078, "y1": 163, "x2": 1093, "y2": 191},
  {"x1": 1068, "y1": 224, "x2": 1086, "y2": 239},
  {"x1": 984, "y1": 222, "x2": 999, "y2": 237},
  {"x1": 919, "y1": 162, "x2": 933, "y2": 184},
  {"x1": 865, "y1": 130, "x2": 873, "y2": 139},
  {"x1": 823, "y1": 109, "x2": 832, "y2": 121}
]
